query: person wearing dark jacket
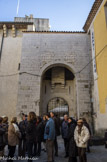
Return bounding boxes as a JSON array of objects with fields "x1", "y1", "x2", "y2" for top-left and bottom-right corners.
[
  {"x1": 18, "y1": 114, "x2": 28, "y2": 157},
  {"x1": 61, "y1": 114, "x2": 69, "y2": 158},
  {"x1": 50, "y1": 112, "x2": 60, "y2": 156},
  {"x1": 41, "y1": 115, "x2": 47, "y2": 152},
  {"x1": 2, "y1": 116, "x2": 8, "y2": 146},
  {"x1": 26, "y1": 112, "x2": 37, "y2": 162},
  {"x1": 67, "y1": 117, "x2": 77, "y2": 162},
  {"x1": 0, "y1": 117, "x2": 6, "y2": 157},
  {"x1": 105, "y1": 129, "x2": 107, "y2": 148},
  {"x1": 35, "y1": 116, "x2": 44, "y2": 156}
]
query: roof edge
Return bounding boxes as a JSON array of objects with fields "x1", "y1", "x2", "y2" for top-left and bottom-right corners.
[
  {"x1": 0, "y1": 21, "x2": 33, "y2": 24},
  {"x1": 14, "y1": 17, "x2": 49, "y2": 20},
  {"x1": 23, "y1": 31, "x2": 86, "y2": 34},
  {"x1": 83, "y1": 0, "x2": 103, "y2": 32}
]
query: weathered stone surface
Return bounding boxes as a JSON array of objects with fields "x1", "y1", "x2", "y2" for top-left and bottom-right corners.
[
  {"x1": 16, "y1": 32, "x2": 92, "y2": 120},
  {"x1": 0, "y1": 35, "x2": 22, "y2": 120},
  {"x1": 0, "y1": 26, "x2": 92, "y2": 125}
]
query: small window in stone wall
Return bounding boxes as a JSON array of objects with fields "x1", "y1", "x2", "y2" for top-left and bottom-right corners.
[
  {"x1": 18, "y1": 63, "x2": 20, "y2": 70},
  {"x1": 104, "y1": 2, "x2": 107, "y2": 26},
  {"x1": 84, "y1": 85, "x2": 89, "y2": 88}
]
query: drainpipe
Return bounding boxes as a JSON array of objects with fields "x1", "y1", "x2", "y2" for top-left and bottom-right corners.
[
  {"x1": 76, "y1": 77, "x2": 80, "y2": 119},
  {"x1": 90, "y1": 82, "x2": 95, "y2": 135},
  {"x1": 0, "y1": 32, "x2": 4, "y2": 61}
]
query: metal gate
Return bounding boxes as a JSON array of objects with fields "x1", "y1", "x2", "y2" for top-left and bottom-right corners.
[{"x1": 47, "y1": 97, "x2": 69, "y2": 117}]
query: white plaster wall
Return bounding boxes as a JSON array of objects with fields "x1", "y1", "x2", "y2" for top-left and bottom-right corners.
[{"x1": 0, "y1": 33, "x2": 22, "y2": 120}]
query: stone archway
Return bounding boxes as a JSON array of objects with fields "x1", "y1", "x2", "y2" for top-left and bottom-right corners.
[
  {"x1": 40, "y1": 64, "x2": 78, "y2": 118},
  {"x1": 40, "y1": 61, "x2": 77, "y2": 76}
]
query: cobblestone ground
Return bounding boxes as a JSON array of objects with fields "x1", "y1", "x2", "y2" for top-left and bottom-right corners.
[{"x1": 2, "y1": 136, "x2": 107, "y2": 162}]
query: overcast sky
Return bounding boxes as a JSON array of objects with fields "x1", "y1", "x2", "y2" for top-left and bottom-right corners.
[{"x1": 0, "y1": 0, "x2": 95, "y2": 31}]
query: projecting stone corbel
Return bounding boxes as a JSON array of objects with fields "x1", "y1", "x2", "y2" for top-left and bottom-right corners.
[
  {"x1": 12, "y1": 25, "x2": 16, "y2": 37},
  {"x1": 3, "y1": 24, "x2": 7, "y2": 37}
]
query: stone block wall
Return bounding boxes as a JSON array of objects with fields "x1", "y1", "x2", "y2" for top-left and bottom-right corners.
[{"x1": 17, "y1": 32, "x2": 92, "y2": 120}]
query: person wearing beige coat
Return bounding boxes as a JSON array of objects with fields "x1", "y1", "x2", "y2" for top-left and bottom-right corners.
[
  {"x1": 8, "y1": 124, "x2": 20, "y2": 146},
  {"x1": 74, "y1": 119, "x2": 90, "y2": 162},
  {"x1": 8, "y1": 117, "x2": 21, "y2": 162}
]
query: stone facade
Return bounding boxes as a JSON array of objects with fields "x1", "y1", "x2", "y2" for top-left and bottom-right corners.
[
  {"x1": 17, "y1": 32, "x2": 92, "y2": 121},
  {"x1": 0, "y1": 16, "x2": 50, "y2": 120},
  {"x1": 0, "y1": 16, "x2": 92, "y2": 126}
]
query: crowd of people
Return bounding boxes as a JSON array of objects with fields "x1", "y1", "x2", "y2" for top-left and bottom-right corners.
[{"x1": 0, "y1": 112, "x2": 91, "y2": 162}]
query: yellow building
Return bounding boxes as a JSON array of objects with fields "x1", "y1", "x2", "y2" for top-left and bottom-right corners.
[{"x1": 84, "y1": 0, "x2": 107, "y2": 134}]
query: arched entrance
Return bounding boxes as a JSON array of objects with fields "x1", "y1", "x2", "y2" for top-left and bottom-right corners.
[
  {"x1": 40, "y1": 65, "x2": 77, "y2": 118},
  {"x1": 48, "y1": 97, "x2": 69, "y2": 117}
]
